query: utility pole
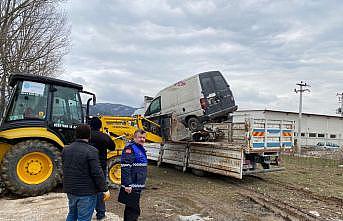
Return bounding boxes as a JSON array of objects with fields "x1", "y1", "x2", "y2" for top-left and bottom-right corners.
[
  {"x1": 294, "y1": 81, "x2": 310, "y2": 154},
  {"x1": 337, "y1": 93, "x2": 343, "y2": 117}
]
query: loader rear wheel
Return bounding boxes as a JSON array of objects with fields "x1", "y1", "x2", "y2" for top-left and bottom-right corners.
[
  {"x1": 107, "y1": 156, "x2": 121, "y2": 188},
  {"x1": 0, "y1": 140, "x2": 62, "y2": 196}
]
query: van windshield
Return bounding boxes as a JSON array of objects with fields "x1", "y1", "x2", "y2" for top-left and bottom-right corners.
[{"x1": 146, "y1": 96, "x2": 161, "y2": 116}]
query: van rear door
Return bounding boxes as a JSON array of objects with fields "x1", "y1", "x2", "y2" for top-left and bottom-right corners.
[
  {"x1": 199, "y1": 71, "x2": 236, "y2": 118},
  {"x1": 212, "y1": 73, "x2": 236, "y2": 112}
]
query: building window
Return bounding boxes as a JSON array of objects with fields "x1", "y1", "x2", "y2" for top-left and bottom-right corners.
[
  {"x1": 301, "y1": 133, "x2": 305, "y2": 137},
  {"x1": 330, "y1": 134, "x2": 336, "y2": 139},
  {"x1": 309, "y1": 133, "x2": 316, "y2": 138},
  {"x1": 318, "y1": 134, "x2": 325, "y2": 138}
]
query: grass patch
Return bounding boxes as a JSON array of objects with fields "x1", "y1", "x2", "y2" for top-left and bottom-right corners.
[{"x1": 265, "y1": 155, "x2": 343, "y2": 198}]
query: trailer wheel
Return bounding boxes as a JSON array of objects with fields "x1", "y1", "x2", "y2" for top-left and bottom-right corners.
[
  {"x1": 174, "y1": 165, "x2": 183, "y2": 171},
  {"x1": 191, "y1": 168, "x2": 206, "y2": 177},
  {"x1": 107, "y1": 156, "x2": 121, "y2": 188},
  {"x1": 187, "y1": 117, "x2": 203, "y2": 132},
  {"x1": 261, "y1": 162, "x2": 270, "y2": 169},
  {"x1": 0, "y1": 140, "x2": 62, "y2": 196}
]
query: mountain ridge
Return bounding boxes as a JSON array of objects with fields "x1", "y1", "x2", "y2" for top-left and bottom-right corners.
[{"x1": 89, "y1": 103, "x2": 138, "y2": 116}]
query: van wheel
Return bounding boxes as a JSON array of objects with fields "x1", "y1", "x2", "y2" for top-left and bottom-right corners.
[{"x1": 187, "y1": 117, "x2": 203, "y2": 132}]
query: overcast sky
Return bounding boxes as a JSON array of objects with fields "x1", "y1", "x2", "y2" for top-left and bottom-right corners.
[{"x1": 62, "y1": 0, "x2": 343, "y2": 115}]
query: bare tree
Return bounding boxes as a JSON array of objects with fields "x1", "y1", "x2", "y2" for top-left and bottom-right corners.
[{"x1": 0, "y1": 0, "x2": 70, "y2": 116}]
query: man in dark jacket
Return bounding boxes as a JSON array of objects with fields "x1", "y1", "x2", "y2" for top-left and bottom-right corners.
[
  {"x1": 62, "y1": 124, "x2": 108, "y2": 221},
  {"x1": 119, "y1": 129, "x2": 147, "y2": 221},
  {"x1": 89, "y1": 117, "x2": 116, "y2": 220}
]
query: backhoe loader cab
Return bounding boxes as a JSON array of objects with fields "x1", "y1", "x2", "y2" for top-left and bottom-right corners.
[{"x1": 0, "y1": 73, "x2": 95, "y2": 196}]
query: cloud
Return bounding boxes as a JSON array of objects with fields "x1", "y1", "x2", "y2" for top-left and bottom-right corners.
[
  {"x1": 62, "y1": 0, "x2": 343, "y2": 115},
  {"x1": 183, "y1": 0, "x2": 217, "y2": 15},
  {"x1": 273, "y1": 29, "x2": 312, "y2": 44}
]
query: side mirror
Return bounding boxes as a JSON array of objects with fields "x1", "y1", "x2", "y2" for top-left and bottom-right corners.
[
  {"x1": 81, "y1": 90, "x2": 96, "y2": 122},
  {"x1": 92, "y1": 94, "x2": 96, "y2": 105},
  {"x1": 82, "y1": 90, "x2": 96, "y2": 106},
  {"x1": 86, "y1": 98, "x2": 93, "y2": 122}
]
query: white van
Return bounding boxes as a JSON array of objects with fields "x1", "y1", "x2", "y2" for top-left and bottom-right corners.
[{"x1": 144, "y1": 71, "x2": 237, "y2": 131}]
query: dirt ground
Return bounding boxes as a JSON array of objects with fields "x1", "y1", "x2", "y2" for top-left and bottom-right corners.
[
  {"x1": 0, "y1": 154, "x2": 342, "y2": 221},
  {"x1": 107, "y1": 154, "x2": 343, "y2": 221},
  {"x1": 0, "y1": 193, "x2": 121, "y2": 221}
]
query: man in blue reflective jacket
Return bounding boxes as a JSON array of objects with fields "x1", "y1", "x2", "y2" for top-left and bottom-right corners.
[{"x1": 119, "y1": 129, "x2": 147, "y2": 221}]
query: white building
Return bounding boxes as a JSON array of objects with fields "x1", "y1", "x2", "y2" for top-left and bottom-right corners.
[{"x1": 234, "y1": 109, "x2": 343, "y2": 147}]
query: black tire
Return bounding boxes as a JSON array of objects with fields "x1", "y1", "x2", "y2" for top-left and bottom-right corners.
[
  {"x1": 261, "y1": 162, "x2": 270, "y2": 169},
  {"x1": 107, "y1": 156, "x2": 121, "y2": 189},
  {"x1": 187, "y1": 117, "x2": 203, "y2": 132},
  {"x1": 0, "y1": 140, "x2": 62, "y2": 196},
  {"x1": 191, "y1": 168, "x2": 206, "y2": 177},
  {"x1": 0, "y1": 176, "x2": 6, "y2": 196},
  {"x1": 174, "y1": 165, "x2": 183, "y2": 171}
]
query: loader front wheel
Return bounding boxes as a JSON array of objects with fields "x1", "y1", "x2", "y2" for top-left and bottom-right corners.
[
  {"x1": 107, "y1": 156, "x2": 121, "y2": 188},
  {"x1": 0, "y1": 140, "x2": 62, "y2": 196}
]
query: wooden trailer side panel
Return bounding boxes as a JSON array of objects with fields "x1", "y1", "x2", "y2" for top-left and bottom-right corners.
[
  {"x1": 187, "y1": 142, "x2": 243, "y2": 179},
  {"x1": 145, "y1": 142, "x2": 244, "y2": 179}
]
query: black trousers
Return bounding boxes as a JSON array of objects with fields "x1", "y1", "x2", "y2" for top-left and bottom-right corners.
[
  {"x1": 124, "y1": 204, "x2": 140, "y2": 221},
  {"x1": 95, "y1": 169, "x2": 107, "y2": 218}
]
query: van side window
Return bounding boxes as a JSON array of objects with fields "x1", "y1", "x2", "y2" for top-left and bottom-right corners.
[{"x1": 148, "y1": 96, "x2": 161, "y2": 115}]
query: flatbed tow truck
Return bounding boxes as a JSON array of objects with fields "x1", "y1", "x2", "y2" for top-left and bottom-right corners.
[{"x1": 102, "y1": 113, "x2": 294, "y2": 183}]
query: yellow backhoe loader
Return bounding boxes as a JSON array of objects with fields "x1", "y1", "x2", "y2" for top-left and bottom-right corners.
[
  {"x1": 0, "y1": 73, "x2": 163, "y2": 196},
  {"x1": 99, "y1": 115, "x2": 162, "y2": 187},
  {"x1": 0, "y1": 73, "x2": 96, "y2": 196}
]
